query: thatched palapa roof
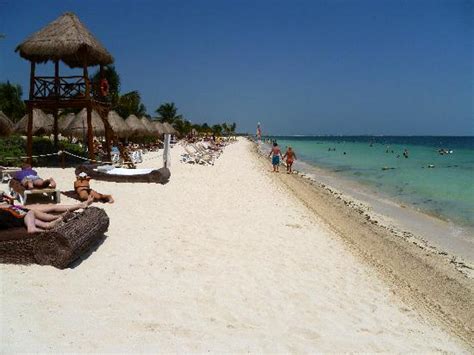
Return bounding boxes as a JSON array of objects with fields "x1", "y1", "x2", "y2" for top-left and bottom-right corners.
[
  {"x1": 15, "y1": 12, "x2": 113, "y2": 68},
  {"x1": 154, "y1": 121, "x2": 166, "y2": 135},
  {"x1": 58, "y1": 113, "x2": 76, "y2": 135},
  {"x1": 65, "y1": 108, "x2": 105, "y2": 137},
  {"x1": 15, "y1": 109, "x2": 54, "y2": 135},
  {"x1": 0, "y1": 111, "x2": 14, "y2": 136},
  {"x1": 163, "y1": 122, "x2": 177, "y2": 135},
  {"x1": 140, "y1": 117, "x2": 159, "y2": 136},
  {"x1": 125, "y1": 115, "x2": 149, "y2": 137},
  {"x1": 107, "y1": 111, "x2": 129, "y2": 138}
]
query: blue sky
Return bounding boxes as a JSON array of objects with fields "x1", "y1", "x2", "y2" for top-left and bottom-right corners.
[{"x1": 0, "y1": 0, "x2": 472, "y2": 135}]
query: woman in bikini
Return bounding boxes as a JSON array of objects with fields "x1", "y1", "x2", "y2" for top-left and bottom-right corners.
[
  {"x1": 0, "y1": 192, "x2": 93, "y2": 233},
  {"x1": 74, "y1": 172, "x2": 114, "y2": 203},
  {"x1": 282, "y1": 146, "x2": 297, "y2": 174}
]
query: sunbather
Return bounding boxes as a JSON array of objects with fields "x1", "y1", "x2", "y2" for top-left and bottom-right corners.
[
  {"x1": 74, "y1": 172, "x2": 114, "y2": 203},
  {"x1": 0, "y1": 194, "x2": 93, "y2": 233},
  {"x1": 14, "y1": 164, "x2": 56, "y2": 190}
]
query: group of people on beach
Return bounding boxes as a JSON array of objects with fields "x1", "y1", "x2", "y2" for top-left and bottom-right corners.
[
  {"x1": 268, "y1": 142, "x2": 297, "y2": 173},
  {"x1": 0, "y1": 164, "x2": 116, "y2": 234}
]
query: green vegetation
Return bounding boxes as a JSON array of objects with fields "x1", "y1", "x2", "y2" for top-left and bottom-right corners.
[
  {"x1": 0, "y1": 81, "x2": 26, "y2": 122},
  {"x1": 0, "y1": 136, "x2": 88, "y2": 167}
]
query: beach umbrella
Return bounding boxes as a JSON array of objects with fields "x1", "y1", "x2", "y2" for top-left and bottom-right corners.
[
  {"x1": 163, "y1": 122, "x2": 177, "y2": 135},
  {"x1": 0, "y1": 111, "x2": 14, "y2": 136},
  {"x1": 107, "y1": 110, "x2": 129, "y2": 138},
  {"x1": 154, "y1": 121, "x2": 166, "y2": 136},
  {"x1": 58, "y1": 113, "x2": 76, "y2": 135},
  {"x1": 65, "y1": 108, "x2": 105, "y2": 137},
  {"x1": 15, "y1": 109, "x2": 53, "y2": 135},
  {"x1": 125, "y1": 114, "x2": 149, "y2": 137},
  {"x1": 15, "y1": 12, "x2": 113, "y2": 69},
  {"x1": 140, "y1": 117, "x2": 159, "y2": 136}
]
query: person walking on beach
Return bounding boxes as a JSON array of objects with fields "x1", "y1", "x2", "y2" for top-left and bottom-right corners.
[
  {"x1": 282, "y1": 146, "x2": 297, "y2": 174},
  {"x1": 268, "y1": 142, "x2": 282, "y2": 172}
]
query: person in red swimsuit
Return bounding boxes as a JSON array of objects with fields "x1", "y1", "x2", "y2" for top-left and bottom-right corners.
[{"x1": 282, "y1": 146, "x2": 297, "y2": 174}]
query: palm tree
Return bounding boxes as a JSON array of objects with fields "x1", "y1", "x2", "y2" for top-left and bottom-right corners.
[
  {"x1": 221, "y1": 122, "x2": 229, "y2": 136},
  {"x1": 116, "y1": 90, "x2": 146, "y2": 118},
  {"x1": 155, "y1": 102, "x2": 182, "y2": 124},
  {"x1": 211, "y1": 124, "x2": 223, "y2": 136},
  {"x1": 230, "y1": 122, "x2": 236, "y2": 134},
  {"x1": 91, "y1": 65, "x2": 121, "y2": 106},
  {"x1": 0, "y1": 81, "x2": 25, "y2": 122}
]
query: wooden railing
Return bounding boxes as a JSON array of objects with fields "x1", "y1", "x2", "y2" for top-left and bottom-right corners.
[
  {"x1": 32, "y1": 76, "x2": 108, "y2": 103},
  {"x1": 32, "y1": 76, "x2": 86, "y2": 99}
]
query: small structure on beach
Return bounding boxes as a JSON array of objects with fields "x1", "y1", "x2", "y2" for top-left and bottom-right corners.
[
  {"x1": 107, "y1": 110, "x2": 129, "y2": 139},
  {"x1": 15, "y1": 109, "x2": 53, "y2": 136},
  {"x1": 163, "y1": 122, "x2": 177, "y2": 135},
  {"x1": 58, "y1": 112, "x2": 76, "y2": 135},
  {"x1": 140, "y1": 117, "x2": 159, "y2": 137},
  {"x1": 65, "y1": 108, "x2": 105, "y2": 138},
  {"x1": 154, "y1": 121, "x2": 166, "y2": 137},
  {"x1": 15, "y1": 12, "x2": 114, "y2": 162},
  {"x1": 0, "y1": 111, "x2": 14, "y2": 136},
  {"x1": 125, "y1": 114, "x2": 149, "y2": 138}
]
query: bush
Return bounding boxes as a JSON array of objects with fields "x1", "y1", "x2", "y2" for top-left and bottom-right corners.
[
  {"x1": 0, "y1": 135, "x2": 89, "y2": 167},
  {"x1": 0, "y1": 135, "x2": 26, "y2": 166}
]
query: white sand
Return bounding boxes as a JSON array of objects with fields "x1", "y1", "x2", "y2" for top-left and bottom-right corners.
[{"x1": 0, "y1": 139, "x2": 466, "y2": 352}]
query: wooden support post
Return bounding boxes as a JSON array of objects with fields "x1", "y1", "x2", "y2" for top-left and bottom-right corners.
[
  {"x1": 26, "y1": 106, "x2": 33, "y2": 165},
  {"x1": 87, "y1": 105, "x2": 94, "y2": 160},
  {"x1": 53, "y1": 109, "x2": 59, "y2": 149},
  {"x1": 27, "y1": 62, "x2": 35, "y2": 164},
  {"x1": 83, "y1": 65, "x2": 90, "y2": 98},
  {"x1": 29, "y1": 62, "x2": 35, "y2": 99},
  {"x1": 53, "y1": 60, "x2": 59, "y2": 149},
  {"x1": 104, "y1": 120, "x2": 111, "y2": 161}
]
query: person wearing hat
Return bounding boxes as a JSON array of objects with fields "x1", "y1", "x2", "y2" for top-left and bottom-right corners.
[{"x1": 74, "y1": 172, "x2": 114, "y2": 204}]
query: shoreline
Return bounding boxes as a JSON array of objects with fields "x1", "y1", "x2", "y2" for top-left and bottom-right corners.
[
  {"x1": 258, "y1": 140, "x2": 474, "y2": 267},
  {"x1": 252, "y1": 140, "x2": 474, "y2": 347}
]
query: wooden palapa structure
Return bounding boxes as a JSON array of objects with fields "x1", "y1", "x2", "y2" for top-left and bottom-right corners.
[{"x1": 15, "y1": 12, "x2": 114, "y2": 162}]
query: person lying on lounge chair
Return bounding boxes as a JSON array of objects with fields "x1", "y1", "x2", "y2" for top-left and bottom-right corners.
[
  {"x1": 74, "y1": 172, "x2": 114, "y2": 204},
  {"x1": 0, "y1": 195, "x2": 93, "y2": 233},
  {"x1": 13, "y1": 164, "x2": 56, "y2": 190}
]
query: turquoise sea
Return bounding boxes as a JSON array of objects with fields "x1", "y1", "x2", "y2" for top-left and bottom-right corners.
[{"x1": 266, "y1": 136, "x2": 474, "y2": 230}]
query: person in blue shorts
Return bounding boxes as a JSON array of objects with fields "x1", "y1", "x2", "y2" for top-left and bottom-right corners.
[{"x1": 268, "y1": 142, "x2": 282, "y2": 172}]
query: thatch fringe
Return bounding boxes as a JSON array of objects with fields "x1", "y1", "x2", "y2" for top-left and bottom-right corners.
[
  {"x1": 0, "y1": 111, "x2": 14, "y2": 136},
  {"x1": 16, "y1": 12, "x2": 113, "y2": 68},
  {"x1": 15, "y1": 109, "x2": 53, "y2": 135}
]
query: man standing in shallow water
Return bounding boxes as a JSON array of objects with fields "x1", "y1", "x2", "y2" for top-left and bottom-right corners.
[
  {"x1": 268, "y1": 142, "x2": 282, "y2": 172},
  {"x1": 283, "y1": 146, "x2": 297, "y2": 174}
]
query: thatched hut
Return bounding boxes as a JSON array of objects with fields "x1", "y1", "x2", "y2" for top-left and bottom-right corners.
[
  {"x1": 16, "y1": 12, "x2": 113, "y2": 68},
  {"x1": 107, "y1": 111, "x2": 129, "y2": 139},
  {"x1": 140, "y1": 117, "x2": 159, "y2": 137},
  {"x1": 0, "y1": 111, "x2": 14, "y2": 136},
  {"x1": 125, "y1": 115, "x2": 149, "y2": 137},
  {"x1": 154, "y1": 121, "x2": 166, "y2": 136},
  {"x1": 15, "y1": 12, "x2": 114, "y2": 161},
  {"x1": 163, "y1": 122, "x2": 177, "y2": 135},
  {"x1": 15, "y1": 109, "x2": 53, "y2": 135},
  {"x1": 58, "y1": 113, "x2": 76, "y2": 135},
  {"x1": 65, "y1": 108, "x2": 105, "y2": 137}
]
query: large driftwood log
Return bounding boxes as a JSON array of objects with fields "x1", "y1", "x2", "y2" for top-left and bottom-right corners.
[
  {"x1": 75, "y1": 164, "x2": 170, "y2": 184},
  {"x1": 0, "y1": 207, "x2": 109, "y2": 269}
]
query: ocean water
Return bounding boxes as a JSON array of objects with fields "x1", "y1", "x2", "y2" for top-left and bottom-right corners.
[{"x1": 266, "y1": 136, "x2": 474, "y2": 230}]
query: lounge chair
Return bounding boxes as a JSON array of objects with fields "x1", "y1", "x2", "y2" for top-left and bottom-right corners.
[
  {"x1": 0, "y1": 207, "x2": 109, "y2": 268},
  {"x1": 9, "y1": 178, "x2": 61, "y2": 205}
]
